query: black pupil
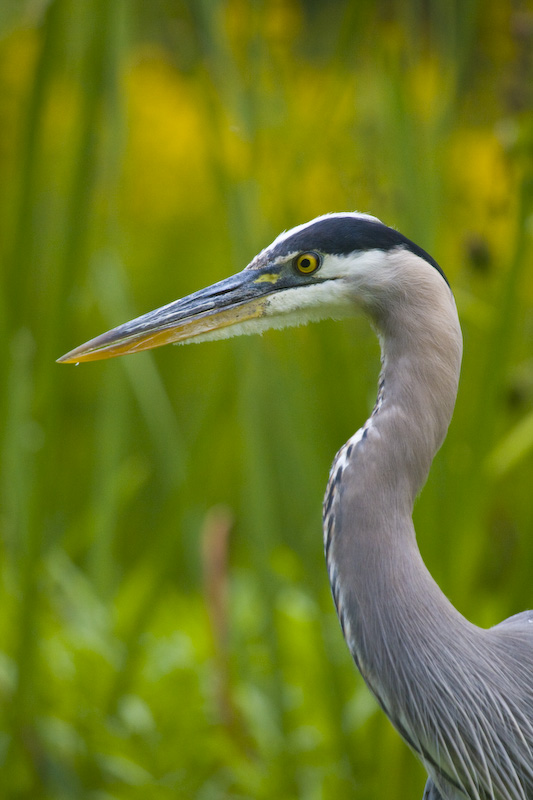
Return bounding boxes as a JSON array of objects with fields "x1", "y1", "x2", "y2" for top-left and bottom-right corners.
[{"x1": 301, "y1": 257, "x2": 311, "y2": 269}]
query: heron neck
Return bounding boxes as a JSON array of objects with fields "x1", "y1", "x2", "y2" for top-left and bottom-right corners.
[{"x1": 324, "y1": 270, "x2": 464, "y2": 677}]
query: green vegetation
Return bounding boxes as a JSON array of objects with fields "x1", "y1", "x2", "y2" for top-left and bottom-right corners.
[{"x1": 1, "y1": 1, "x2": 533, "y2": 797}]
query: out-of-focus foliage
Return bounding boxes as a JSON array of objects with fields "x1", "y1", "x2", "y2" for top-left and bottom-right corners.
[{"x1": 1, "y1": 0, "x2": 533, "y2": 797}]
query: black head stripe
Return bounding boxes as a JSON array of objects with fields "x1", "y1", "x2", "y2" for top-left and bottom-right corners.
[{"x1": 271, "y1": 216, "x2": 449, "y2": 286}]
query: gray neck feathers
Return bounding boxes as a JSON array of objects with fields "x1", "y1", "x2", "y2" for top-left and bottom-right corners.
[
  {"x1": 323, "y1": 252, "x2": 533, "y2": 799},
  {"x1": 323, "y1": 261, "x2": 470, "y2": 771},
  {"x1": 324, "y1": 257, "x2": 464, "y2": 663}
]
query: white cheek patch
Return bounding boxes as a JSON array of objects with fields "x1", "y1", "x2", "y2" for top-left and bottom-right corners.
[
  {"x1": 318, "y1": 250, "x2": 385, "y2": 282},
  {"x1": 264, "y1": 281, "x2": 356, "y2": 324},
  {"x1": 176, "y1": 281, "x2": 356, "y2": 346}
]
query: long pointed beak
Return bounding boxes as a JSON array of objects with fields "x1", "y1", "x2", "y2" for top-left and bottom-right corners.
[{"x1": 57, "y1": 268, "x2": 281, "y2": 364}]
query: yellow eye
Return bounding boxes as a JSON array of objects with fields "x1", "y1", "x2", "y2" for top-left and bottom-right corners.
[{"x1": 294, "y1": 251, "x2": 321, "y2": 274}]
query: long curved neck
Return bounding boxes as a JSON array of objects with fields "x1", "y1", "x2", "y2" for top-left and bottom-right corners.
[
  {"x1": 324, "y1": 256, "x2": 464, "y2": 688},
  {"x1": 322, "y1": 254, "x2": 533, "y2": 800}
]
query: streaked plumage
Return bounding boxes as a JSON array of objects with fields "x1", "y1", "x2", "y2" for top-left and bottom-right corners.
[{"x1": 59, "y1": 213, "x2": 533, "y2": 799}]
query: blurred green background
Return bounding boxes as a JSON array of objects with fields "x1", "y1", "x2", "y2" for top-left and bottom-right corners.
[{"x1": 1, "y1": 0, "x2": 533, "y2": 797}]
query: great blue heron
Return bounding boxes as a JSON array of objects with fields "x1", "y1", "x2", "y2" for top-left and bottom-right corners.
[{"x1": 59, "y1": 212, "x2": 533, "y2": 799}]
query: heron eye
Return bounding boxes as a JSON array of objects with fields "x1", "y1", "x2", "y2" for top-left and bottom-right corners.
[{"x1": 294, "y1": 252, "x2": 321, "y2": 274}]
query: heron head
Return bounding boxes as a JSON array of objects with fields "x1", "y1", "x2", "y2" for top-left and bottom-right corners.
[{"x1": 57, "y1": 212, "x2": 448, "y2": 363}]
